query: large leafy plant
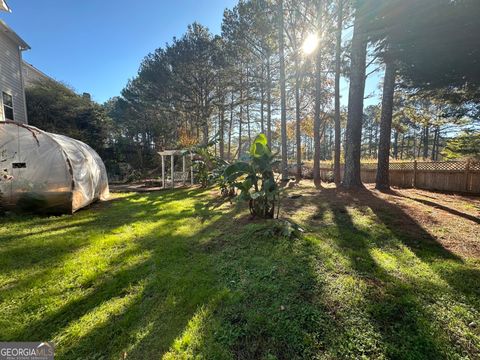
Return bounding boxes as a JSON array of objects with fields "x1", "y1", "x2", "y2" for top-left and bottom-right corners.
[
  {"x1": 223, "y1": 134, "x2": 281, "y2": 218},
  {"x1": 191, "y1": 139, "x2": 229, "y2": 187}
]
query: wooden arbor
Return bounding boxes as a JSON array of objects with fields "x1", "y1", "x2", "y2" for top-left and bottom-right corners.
[{"x1": 158, "y1": 150, "x2": 194, "y2": 189}]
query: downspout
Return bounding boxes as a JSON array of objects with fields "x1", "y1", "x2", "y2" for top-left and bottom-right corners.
[{"x1": 18, "y1": 46, "x2": 28, "y2": 124}]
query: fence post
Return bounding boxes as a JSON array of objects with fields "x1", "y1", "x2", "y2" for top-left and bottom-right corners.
[
  {"x1": 413, "y1": 160, "x2": 417, "y2": 188},
  {"x1": 465, "y1": 159, "x2": 471, "y2": 192}
]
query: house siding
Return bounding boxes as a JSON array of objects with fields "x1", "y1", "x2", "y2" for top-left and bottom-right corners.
[
  {"x1": 0, "y1": 32, "x2": 27, "y2": 124},
  {"x1": 22, "y1": 61, "x2": 54, "y2": 88}
]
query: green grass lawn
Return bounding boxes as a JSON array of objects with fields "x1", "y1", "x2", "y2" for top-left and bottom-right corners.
[{"x1": 0, "y1": 186, "x2": 479, "y2": 359}]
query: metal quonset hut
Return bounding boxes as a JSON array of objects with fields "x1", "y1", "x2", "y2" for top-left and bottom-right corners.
[{"x1": 0, "y1": 122, "x2": 109, "y2": 213}]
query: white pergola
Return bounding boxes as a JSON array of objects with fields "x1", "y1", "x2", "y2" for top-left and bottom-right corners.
[{"x1": 158, "y1": 150, "x2": 194, "y2": 189}]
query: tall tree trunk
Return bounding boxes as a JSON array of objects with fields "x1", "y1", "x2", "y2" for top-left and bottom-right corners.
[
  {"x1": 413, "y1": 128, "x2": 417, "y2": 159},
  {"x1": 214, "y1": 113, "x2": 218, "y2": 156},
  {"x1": 278, "y1": 0, "x2": 288, "y2": 182},
  {"x1": 238, "y1": 65, "x2": 244, "y2": 159},
  {"x1": 368, "y1": 125, "x2": 373, "y2": 157},
  {"x1": 400, "y1": 132, "x2": 405, "y2": 159},
  {"x1": 329, "y1": 128, "x2": 334, "y2": 159},
  {"x1": 323, "y1": 131, "x2": 328, "y2": 159},
  {"x1": 375, "y1": 58, "x2": 396, "y2": 190},
  {"x1": 228, "y1": 92, "x2": 233, "y2": 160},
  {"x1": 423, "y1": 125, "x2": 429, "y2": 160},
  {"x1": 246, "y1": 68, "x2": 251, "y2": 148},
  {"x1": 435, "y1": 126, "x2": 440, "y2": 160},
  {"x1": 431, "y1": 125, "x2": 439, "y2": 161},
  {"x1": 343, "y1": 1, "x2": 368, "y2": 189},
  {"x1": 313, "y1": 0, "x2": 323, "y2": 188},
  {"x1": 392, "y1": 129, "x2": 399, "y2": 159},
  {"x1": 202, "y1": 93, "x2": 209, "y2": 144},
  {"x1": 266, "y1": 56, "x2": 272, "y2": 146},
  {"x1": 417, "y1": 131, "x2": 422, "y2": 158},
  {"x1": 431, "y1": 127, "x2": 436, "y2": 161},
  {"x1": 238, "y1": 104, "x2": 243, "y2": 159},
  {"x1": 219, "y1": 102, "x2": 225, "y2": 160},
  {"x1": 247, "y1": 102, "x2": 251, "y2": 147},
  {"x1": 260, "y1": 64, "x2": 265, "y2": 134},
  {"x1": 334, "y1": 0, "x2": 343, "y2": 185},
  {"x1": 295, "y1": 59, "x2": 302, "y2": 182}
]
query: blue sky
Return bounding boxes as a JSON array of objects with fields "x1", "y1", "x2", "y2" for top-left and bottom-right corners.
[
  {"x1": 1, "y1": 0, "x2": 380, "y2": 106},
  {"x1": 1, "y1": 0, "x2": 237, "y2": 103}
]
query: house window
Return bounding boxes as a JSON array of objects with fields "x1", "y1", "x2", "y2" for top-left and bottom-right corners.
[{"x1": 2, "y1": 92, "x2": 14, "y2": 121}]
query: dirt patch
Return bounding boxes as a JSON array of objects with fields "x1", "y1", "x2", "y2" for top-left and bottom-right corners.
[
  {"x1": 282, "y1": 180, "x2": 480, "y2": 260},
  {"x1": 371, "y1": 186, "x2": 480, "y2": 259}
]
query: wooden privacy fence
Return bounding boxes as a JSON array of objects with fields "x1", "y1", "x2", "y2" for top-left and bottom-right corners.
[{"x1": 317, "y1": 160, "x2": 480, "y2": 194}]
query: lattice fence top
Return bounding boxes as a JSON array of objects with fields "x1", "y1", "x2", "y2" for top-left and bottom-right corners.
[
  {"x1": 416, "y1": 161, "x2": 465, "y2": 171},
  {"x1": 317, "y1": 160, "x2": 479, "y2": 171},
  {"x1": 470, "y1": 161, "x2": 480, "y2": 171},
  {"x1": 389, "y1": 162, "x2": 415, "y2": 170}
]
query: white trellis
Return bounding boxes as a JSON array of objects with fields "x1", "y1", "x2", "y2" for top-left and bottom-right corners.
[{"x1": 158, "y1": 150, "x2": 194, "y2": 189}]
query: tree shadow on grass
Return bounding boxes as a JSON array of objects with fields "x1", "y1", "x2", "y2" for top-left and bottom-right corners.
[
  {"x1": 15, "y1": 187, "x2": 332, "y2": 359},
  {"x1": 389, "y1": 191, "x2": 480, "y2": 224},
  {"x1": 330, "y1": 197, "x2": 446, "y2": 358},
  {"x1": 365, "y1": 189, "x2": 480, "y2": 301},
  {"x1": 157, "y1": 220, "x2": 334, "y2": 360},
  {"x1": 0, "y1": 194, "x2": 160, "y2": 279},
  {"x1": 62, "y1": 205, "x2": 334, "y2": 358},
  {"x1": 4, "y1": 184, "x2": 479, "y2": 359},
  {"x1": 1, "y1": 187, "x2": 232, "y2": 359},
  {"x1": 0, "y1": 193, "x2": 130, "y2": 274},
  {"x1": 191, "y1": 195, "x2": 236, "y2": 222},
  {"x1": 30, "y1": 227, "x2": 223, "y2": 359},
  {"x1": 307, "y1": 188, "x2": 480, "y2": 359}
]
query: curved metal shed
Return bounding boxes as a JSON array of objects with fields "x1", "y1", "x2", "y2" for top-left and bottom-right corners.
[{"x1": 0, "y1": 122, "x2": 109, "y2": 213}]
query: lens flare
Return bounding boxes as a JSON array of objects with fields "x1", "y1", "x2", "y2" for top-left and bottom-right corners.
[{"x1": 302, "y1": 33, "x2": 319, "y2": 55}]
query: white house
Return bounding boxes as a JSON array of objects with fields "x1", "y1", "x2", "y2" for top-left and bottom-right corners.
[{"x1": 0, "y1": 19, "x2": 29, "y2": 124}]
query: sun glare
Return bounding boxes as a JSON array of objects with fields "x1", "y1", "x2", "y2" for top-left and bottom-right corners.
[{"x1": 302, "y1": 33, "x2": 319, "y2": 55}]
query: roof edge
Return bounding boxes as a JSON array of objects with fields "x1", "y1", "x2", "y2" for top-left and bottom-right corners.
[
  {"x1": 22, "y1": 61, "x2": 57, "y2": 83},
  {"x1": 0, "y1": 0, "x2": 11, "y2": 13},
  {"x1": 0, "y1": 20, "x2": 30, "y2": 50}
]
